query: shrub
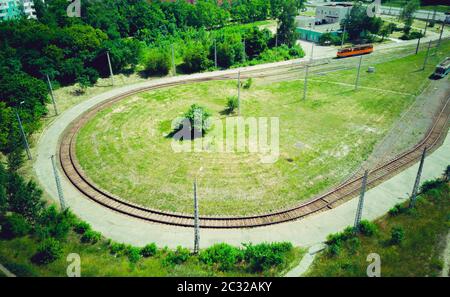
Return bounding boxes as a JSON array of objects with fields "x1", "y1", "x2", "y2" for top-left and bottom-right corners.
[
  {"x1": 127, "y1": 247, "x2": 142, "y2": 263},
  {"x1": 390, "y1": 226, "x2": 405, "y2": 245},
  {"x1": 199, "y1": 243, "x2": 242, "y2": 271},
  {"x1": 327, "y1": 243, "x2": 341, "y2": 257},
  {"x1": 319, "y1": 32, "x2": 341, "y2": 46},
  {"x1": 347, "y1": 237, "x2": 361, "y2": 255},
  {"x1": 181, "y1": 42, "x2": 212, "y2": 73},
  {"x1": 143, "y1": 47, "x2": 171, "y2": 76},
  {"x1": 141, "y1": 243, "x2": 157, "y2": 257},
  {"x1": 35, "y1": 206, "x2": 72, "y2": 241},
  {"x1": 226, "y1": 96, "x2": 239, "y2": 113},
  {"x1": 73, "y1": 221, "x2": 91, "y2": 235},
  {"x1": 420, "y1": 179, "x2": 444, "y2": 193},
  {"x1": 243, "y1": 242, "x2": 292, "y2": 272},
  {"x1": 109, "y1": 242, "x2": 127, "y2": 256},
  {"x1": 326, "y1": 226, "x2": 355, "y2": 245},
  {"x1": 389, "y1": 203, "x2": 406, "y2": 216},
  {"x1": 359, "y1": 220, "x2": 377, "y2": 237},
  {"x1": 164, "y1": 246, "x2": 191, "y2": 266},
  {"x1": 174, "y1": 104, "x2": 211, "y2": 135},
  {"x1": 81, "y1": 230, "x2": 101, "y2": 244},
  {"x1": 32, "y1": 238, "x2": 63, "y2": 265},
  {"x1": 243, "y1": 78, "x2": 252, "y2": 89},
  {"x1": 1, "y1": 213, "x2": 31, "y2": 238}
]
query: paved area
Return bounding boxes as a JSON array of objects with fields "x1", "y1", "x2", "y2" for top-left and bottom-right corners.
[
  {"x1": 285, "y1": 243, "x2": 326, "y2": 277},
  {"x1": 33, "y1": 37, "x2": 450, "y2": 249},
  {"x1": 0, "y1": 264, "x2": 15, "y2": 277}
]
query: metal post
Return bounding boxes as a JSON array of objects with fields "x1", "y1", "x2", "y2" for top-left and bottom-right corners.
[
  {"x1": 424, "y1": 12, "x2": 430, "y2": 36},
  {"x1": 193, "y1": 178, "x2": 200, "y2": 254},
  {"x1": 409, "y1": 147, "x2": 427, "y2": 209},
  {"x1": 437, "y1": 21, "x2": 445, "y2": 48},
  {"x1": 275, "y1": 20, "x2": 278, "y2": 47},
  {"x1": 106, "y1": 51, "x2": 114, "y2": 86},
  {"x1": 171, "y1": 44, "x2": 176, "y2": 76},
  {"x1": 15, "y1": 109, "x2": 32, "y2": 160},
  {"x1": 303, "y1": 64, "x2": 309, "y2": 101},
  {"x1": 415, "y1": 35, "x2": 421, "y2": 54},
  {"x1": 242, "y1": 38, "x2": 246, "y2": 63},
  {"x1": 355, "y1": 55, "x2": 363, "y2": 90},
  {"x1": 237, "y1": 71, "x2": 241, "y2": 115},
  {"x1": 51, "y1": 155, "x2": 66, "y2": 210},
  {"x1": 46, "y1": 74, "x2": 58, "y2": 115},
  {"x1": 341, "y1": 23, "x2": 346, "y2": 48},
  {"x1": 354, "y1": 170, "x2": 368, "y2": 232},
  {"x1": 214, "y1": 39, "x2": 217, "y2": 68},
  {"x1": 310, "y1": 43, "x2": 314, "y2": 62},
  {"x1": 422, "y1": 40, "x2": 432, "y2": 71}
]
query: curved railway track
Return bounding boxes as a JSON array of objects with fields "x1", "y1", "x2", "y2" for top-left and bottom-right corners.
[{"x1": 59, "y1": 67, "x2": 450, "y2": 229}]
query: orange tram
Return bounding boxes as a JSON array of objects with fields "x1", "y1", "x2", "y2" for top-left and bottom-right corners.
[{"x1": 337, "y1": 44, "x2": 374, "y2": 58}]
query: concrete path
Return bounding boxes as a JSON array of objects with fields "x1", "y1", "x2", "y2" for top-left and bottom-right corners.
[
  {"x1": 285, "y1": 243, "x2": 326, "y2": 277},
  {"x1": 0, "y1": 264, "x2": 15, "y2": 277},
  {"x1": 33, "y1": 37, "x2": 450, "y2": 250}
]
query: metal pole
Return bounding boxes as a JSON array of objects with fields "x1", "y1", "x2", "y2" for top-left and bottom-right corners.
[
  {"x1": 214, "y1": 39, "x2": 217, "y2": 68},
  {"x1": 237, "y1": 71, "x2": 241, "y2": 116},
  {"x1": 193, "y1": 178, "x2": 200, "y2": 254},
  {"x1": 409, "y1": 147, "x2": 427, "y2": 209},
  {"x1": 106, "y1": 51, "x2": 114, "y2": 86},
  {"x1": 341, "y1": 23, "x2": 346, "y2": 48},
  {"x1": 354, "y1": 170, "x2": 368, "y2": 232},
  {"x1": 422, "y1": 40, "x2": 432, "y2": 71},
  {"x1": 15, "y1": 109, "x2": 32, "y2": 160},
  {"x1": 46, "y1": 74, "x2": 58, "y2": 115},
  {"x1": 437, "y1": 21, "x2": 445, "y2": 48},
  {"x1": 424, "y1": 12, "x2": 429, "y2": 36},
  {"x1": 303, "y1": 64, "x2": 309, "y2": 101},
  {"x1": 355, "y1": 55, "x2": 363, "y2": 90},
  {"x1": 310, "y1": 43, "x2": 314, "y2": 63},
  {"x1": 51, "y1": 155, "x2": 66, "y2": 210},
  {"x1": 415, "y1": 35, "x2": 421, "y2": 54},
  {"x1": 171, "y1": 44, "x2": 176, "y2": 76},
  {"x1": 275, "y1": 20, "x2": 278, "y2": 47},
  {"x1": 242, "y1": 38, "x2": 246, "y2": 63}
]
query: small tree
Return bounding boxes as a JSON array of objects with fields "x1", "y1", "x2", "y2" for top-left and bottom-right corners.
[
  {"x1": 226, "y1": 96, "x2": 239, "y2": 114},
  {"x1": 390, "y1": 226, "x2": 405, "y2": 245},
  {"x1": 178, "y1": 104, "x2": 211, "y2": 136},
  {"x1": 32, "y1": 238, "x2": 63, "y2": 265},
  {"x1": 143, "y1": 47, "x2": 171, "y2": 76},
  {"x1": 400, "y1": 0, "x2": 420, "y2": 36}
]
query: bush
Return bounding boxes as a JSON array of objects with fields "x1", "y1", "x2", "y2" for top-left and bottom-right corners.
[
  {"x1": 181, "y1": 42, "x2": 212, "y2": 73},
  {"x1": 73, "y1": 221, "x2": 91, "y2": 235},
  {"x1": 327, "y1": 243, "x2": 341, "y2": 257},
  {"x1": 174, "y1": 104, "x2": 212, "y2": 135},
  {"x1": 326, "y1": 226, "x2": 355, "y2": 245},
  {"x1": 141, "y1": 243, "x2": 157, "y2": 257},
  {"x1": 1, "y1": 213, "x2": 31, "y2": 238},
  {"x1": 243, "y1": 78, "x2": 252, "y2": 89},
  {"x1": 31, "y1": 238, "x2": 63, "y2": 265},
  {"x1": 359, "y1": 220, "x2": 377, "y2": 237},
  {"x1": 390, "y1": 226, "x2": 405, "y2": 245},
  {"x1": 226, "y1": 96, "x2": 239, "y2": 113},
  {"x1": 35, "y1": 206, "x2": 72, "y2": 241},
  {"x1": 389, "y1": 203, "x2": 406, "y2": 216},
  {"x1": 164, "y1": 246, "x2": 191, "y2": 266},
  {"x1": 199, "y1": 243, "x2": 242, "y2": 271},
  {"x1": 81, "y1": 230, "x2": 101, "y2": 244},
  {"x1": 142, "y1": 47, "x2": 171, "y2": 76},
  {"x1": 243, "y1": 242, "x2": 292, "y2": 272},
  {"x1": 127, "y1": 247, "x2": 142, "y2": 263},
  {"x1": 420, "y1": 179, "x2": 444, "y2": 193},
  {"x1": 109, "y1": 242, "x2": 128, "y2": 256},
  {"x1": 347, "y1": 237, "x2": 361, "y2": 255},
  {"x1": 318, "y1": 32, "x2": 341, "y2": 46}
]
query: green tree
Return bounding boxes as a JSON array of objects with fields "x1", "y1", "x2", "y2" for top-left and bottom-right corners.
[
  {"x1": 400, "y1": 0, "x2": 420, "y2": 36},
  {"x1": 341, "y1": 3, "x2": 383, "y2": 42},
  {"x1": 181, "y1": 42, "x2": 213, "y2": 73},
  {"x1": 277, "y1": 0, "x2": 299, "y2": 47}
]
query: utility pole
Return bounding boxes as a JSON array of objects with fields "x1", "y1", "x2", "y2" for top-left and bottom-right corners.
[
  {"x1": 106, "y1": 51, "x2": 114, "y2": 86},
  {"x1": 354, "y1": 170, "x2": 369, "y2": 232},
  {"x1": 303, "y1": 64, "x2": 309, "y2": 101},
  {"x1": 193, "y1": 178, "x2": 200, "y2": 254},
  {"x1": 242, "y1": 38, "x2": 246, "y2": 63},
  {"x1": 214, "y1": 39, "x2": 217, "y2": 68},
  {"x1": 15, "y1": 108, "x2": 32, "y2": 160},
  {"x1": 422, "y1": 40, "x2": 432, "y2": 71},
  {"x1": 171, "y1": 44, "x2": 176, "y2": 76},
  {"x1": 341, "y1": 22, "x2": 347, "y2": 48},
  {"x1": 46, "y1": 74, "x2": 58, "y2": 115},
  {"x1": 275, "y1": 20, "x2": 278, "y2": 47},
  {"x1": 415, "y1": 34, "x2": 421, "y2": 54},
  {"x1": 237, "y1": 71, "x2": 241, "y2": 116},
  {"x1": 51, "y1": 155, "x2": 66, "y2": 210},
  {"x1": 437, "y1": 21, "x2": 445, "y2": 48},
  {"x1": 424, "y1": 12, "x2": 430, "y2": 36},
  {"x1": 355, "y1": 55, "x2": 363, "y2": 90},
  {"x1": 310, "y1": 43, "x2": 315, "y2": 63},
  {"x1": 409, "y1": 147, "x2": 427, "y2": 209}
]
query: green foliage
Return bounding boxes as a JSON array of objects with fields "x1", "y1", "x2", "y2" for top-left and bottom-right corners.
[
  {"x1": 277, "y1": 0, "x2": 299, "y2": 47},
  {"x1": 181, "y1": 42, "x2": 212, "y2": 73},
  {"x1": 326, "y1": 226, "x2": 355, "y2": 245},
  {"x1": 179, "y1": 104, "x2": 212, "y2": 134},
  {"x1": 390, "y1": 226, "x2": 405, "y2": 245},
  {"x1": 319, "y1": 33, "x2": 341, "y2": 46},
  {"x1": 109, "y1": 242, "x2": 128, "y2": 256},
  {"x1": 243, "y1": 78, "x2": 253, "y2": 89},
  {"x1": 35, "y1": 206, "x2": 73, "y2": 241},
  {"x1": 389, "y1": 203, "x2": 407, "y2": 216},
  {"x1": 141, "y1": 243, "x2": 157, "y2": 257},
  {"x1": 226, "y1": 96, "x2": 239, "y2": 113},
  {"x1": 127, "y1": 246, "x2": 142, "y2": 263},
  {"x1": 358, "y1": 220, "x2": 378, "y2": 237},
  {"x1": 341, "y1": 3, "x2": 383, "y2": 42},
  {"x1": 242, "y1": 242, "x2": 292, "y2": 272},
  {"x1": 73, "y1": 221, "x2": 91, "y2": 235},
  {"x1": 1, "y1": 213, "x2": 31, "y2": 238},
  {"x1": 80, "y1": 230, "x2": 101, "y2": 244},
  {"x1": 199, "y1": 243, "x2": 243, "y2": 271},
  {"x1": 164, "y1": 246, "x2": 191, "y2": 266},
  {"x1": 31, "y1": 238, "x2": 63, "y2": 265},
  {"x1": 420, "y1": 179, "x2": 444, "y2": 193},
  {"x1": 142, "y1": 47, "x2": 171, "y2": 76}
]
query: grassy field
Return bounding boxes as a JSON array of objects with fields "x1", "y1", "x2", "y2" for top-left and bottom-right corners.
[
  {"x1": 306, "y1": 180, "x2": 450, "y2": 277},
  {"x1": 0, "y1": 233, "x2": 305, "y2": 277},
  {"x1": 75, "y1": 41, "x2": 449, "y2": 216}
]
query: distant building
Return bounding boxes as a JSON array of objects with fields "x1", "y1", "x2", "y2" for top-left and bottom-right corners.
[
  {"x1": 295, "y1": 16, "x2": 315, "y2": 29},
  {"x1": 315, "y1": 2, "x2": 352, "y2": 25},
  {"x1": 0, "y1": 0, "x2": 36, "y2": 21}
]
